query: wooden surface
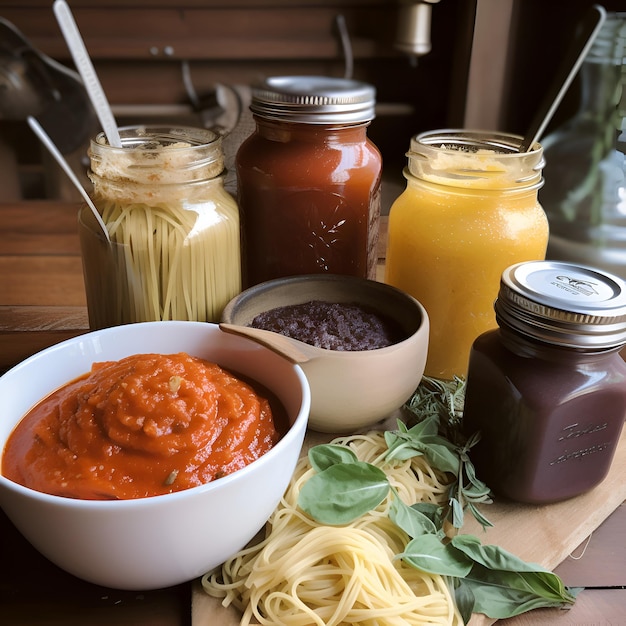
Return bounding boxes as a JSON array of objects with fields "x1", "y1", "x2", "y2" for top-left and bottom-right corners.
[
  {"x1": 190, "y1": 428, "x2": 626, "y2": 626},
  {"x1": 0, "y1": 201, "x2": 88, "y2": 372},
  {"x1": 1, "y1": 201, "x2": 626, "y2": 625},
  {"x1": 467, "y1": 429, "x2": 626, "y2": 625}
]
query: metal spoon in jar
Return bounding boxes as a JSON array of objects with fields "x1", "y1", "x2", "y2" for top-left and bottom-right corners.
[
  {"x1": 53, "y1": 0, "x2": 122, "y2": 148},
  {"x1": 27, "y1": 115, "x2": 111, "y2": 243},
  {"x1": 520, "y1": 4, "x2": 606, "y2": 152}
]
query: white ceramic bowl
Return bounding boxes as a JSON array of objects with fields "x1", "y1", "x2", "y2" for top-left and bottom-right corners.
[
  {"x1": 221, "y1": 275, "x2": 429, "y2": 433},
  {"x1": 0, "y1": 321, "x2": 310, "y2": 590}
]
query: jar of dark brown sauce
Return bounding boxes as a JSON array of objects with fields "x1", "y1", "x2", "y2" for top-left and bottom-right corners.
[
  {"x1": 236, "y1": 76, "x2": 382, "y2": 287},
  {"x1": 463, "y1": 260, "x2": 626, "y2": 504}
]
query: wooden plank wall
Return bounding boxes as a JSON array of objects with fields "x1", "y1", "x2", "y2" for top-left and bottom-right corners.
[{"x1": 0, "y1": 0, "x2": 476, "y2": 198}]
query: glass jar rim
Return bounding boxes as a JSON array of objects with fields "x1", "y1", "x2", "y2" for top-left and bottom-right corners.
[
  {"x1": 91, "y1": 125, "x2": 221, "y2": 152},
  {"x1": 410, "y1": 129, "x2": 543, "y2": 158},
  {"x1": 405, "y1": 128, "x2": 544, "y2": 189},
  {"x1": 89, "y1": 125, "x2": 225, "y2": 183}
]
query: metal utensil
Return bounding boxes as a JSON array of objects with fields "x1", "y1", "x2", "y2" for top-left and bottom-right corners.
[
  {"x1": 0, "y1": 17, "x2": 96, "y2": 154},
  {"x1": 53, "y1": 0, "x2": 121, "y2": 148},
  {"x1": 28, "y1": 115, "x2": 110, "y2": 243},
  {"x1": 520, "y1": 4, "x2": 606, "y2": 152}
]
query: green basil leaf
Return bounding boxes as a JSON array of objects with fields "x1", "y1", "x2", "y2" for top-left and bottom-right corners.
[
  {"x1": 389, "y1": 495, "x2": 437, "y2": 538},
  {"x1": 298, "y1": 461, "x2": 389, "y2": 525},
  {"x1": 451, "y1": 535, "x2": 550, "y2": 574},
  {"x1": 419, "y1": 437, "x2": 460, "y2": 475},
  {"x1": 395, "y1": 419, "x2": 410, "y2": 434},
  {"x1": 453, "y1": 579, "x2": 476, "y2": 625},
  {"x1": 383, "y1": 432, "x2": 418, "y2": 461},
  {"x1": 463, "y1": 566, "x2": 578, "y2": 618},
  {"x1": 384, "y1": 417, "x2": 439, "y2": 459},
  {"x1": 451, "y1": 535, "x2": 578, "y2": 617},
  {"x1": 384, "y1": 441, "x2": 426, "y2": 463},
  {"x1": 411, "y1": 502, "x2": 444, "y2": 528},
  {"x1": 308, "y1": 443, "x2": 358, "y2": 473},
  {"x1": 399, "y1": 534, "x2": 473, "y2": 577},
  {"x1": 406, "y1": 415, "x2": 440, "y2": 438},
  {"x1": 384, "y1": 432, "x2": 459, "y2": 476}
]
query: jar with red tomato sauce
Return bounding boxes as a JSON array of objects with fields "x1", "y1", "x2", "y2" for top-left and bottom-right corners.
[{"x1": 236, "y1": 76, "x2": 382, "y2": 287}]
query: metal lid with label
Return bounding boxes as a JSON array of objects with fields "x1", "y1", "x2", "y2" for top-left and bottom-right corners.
[
  {"x1": 249, "y1": 76, "x2": 376, "y2": 125},
  {"x1": 495, "y1": 260, "x2": 626, "y2": 349}
]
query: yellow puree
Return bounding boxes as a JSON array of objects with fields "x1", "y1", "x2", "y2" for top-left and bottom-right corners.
[{"x1": 385, "y1": 162, "x2": 548, "y2": 380}]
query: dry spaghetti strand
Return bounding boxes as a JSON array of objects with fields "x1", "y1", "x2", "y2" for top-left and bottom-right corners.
[{"x1": 202, "y1": 432, "x2": 463, "y2": 625}]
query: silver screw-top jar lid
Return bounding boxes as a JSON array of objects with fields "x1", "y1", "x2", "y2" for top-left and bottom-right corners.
[
  {"x1": 495, "y1": 260, "x2": 626, "y2": 350},
  {"x1": 249, "y1": 76, "x2": 376, "y2": 124}
]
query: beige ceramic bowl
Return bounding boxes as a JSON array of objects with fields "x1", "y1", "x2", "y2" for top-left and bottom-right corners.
[
  {"x1": 221, "y1": 274, "x2": 429, "y2": 433},
  {"x1": 0, "y1": 321, "x2": 310, "y2": 590}
]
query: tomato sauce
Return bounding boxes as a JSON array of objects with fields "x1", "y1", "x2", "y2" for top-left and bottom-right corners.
[
  {"x1": 2, "y1": 353, "x2": 282, "y2": 500},
  {"x1": 237, "y1": 120, "x2": 381, "y2": 286},
  {"x1": 236, "y1": 76, "x2": 382, "y2": 287}
]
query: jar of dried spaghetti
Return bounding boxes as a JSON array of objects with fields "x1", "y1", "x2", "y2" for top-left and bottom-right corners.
[{"x1": 79, "y1": 125, "x2": 241, "y2": 329}]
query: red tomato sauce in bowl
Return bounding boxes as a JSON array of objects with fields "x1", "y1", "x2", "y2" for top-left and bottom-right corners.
[{"x1": 2, "y1": 352, "x2": 283, "y2": 500}]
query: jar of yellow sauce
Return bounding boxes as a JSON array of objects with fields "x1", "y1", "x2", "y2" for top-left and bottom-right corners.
[
  {"x1": 384, "y1": 130, "x2": 549, "y2": 380},
  {"x1": 79, "y1": 125, "x2": 241, "y2": 329}
]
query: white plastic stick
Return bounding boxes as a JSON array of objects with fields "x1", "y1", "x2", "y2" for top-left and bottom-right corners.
[
  {"x1": 28, "y1": 116, "x2": 111, "y2": 243},
  {"x1": 53, "y1": 0, "x2": 122, "y2": 148}
]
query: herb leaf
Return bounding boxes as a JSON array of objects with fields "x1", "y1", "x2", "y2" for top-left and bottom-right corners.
[
  {"x1": 402, "y1": 378, "x2": 493, "y2": 530},
  {"x1": 451, "y1": 534, "x2": 545, "y2": 574},
  {"x1": 399, "y1": 534, "x2": 473, "y2": 577},
  {"x1": 295, "y1": 376, "x2": 579, "y2": 623},
  {"x1": 451, "y1": 535, "x2": 579, "y2": 617},
  {"x1": 454, "y1": 580, "x2": 476, "y2": 625},
  {"x1": 404, "y1": 375, "x2": 465, "y2": 444},
  {"x1": 385, "y1": 419, "x2": 460, "y2": 475},
  {"x1": 462, "y1": 570, "x2": 579, "y2": 618},
  {"x1": 308, "y1": 443, "x2": 358, "y2": 473},
  {"x1": 298, "y1": 461, "x2": 389, "y2": 525},
  {"x1": 389, "y1": 494, "x2": 439, "y2": 538}
]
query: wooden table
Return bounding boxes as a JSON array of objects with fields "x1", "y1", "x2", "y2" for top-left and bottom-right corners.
[
  {"x1": 0, "y1": 201, "x2": 89, "y2": 372},
  {"x1": 1, "y1": 201, "x2": 625, "y2": 625}
]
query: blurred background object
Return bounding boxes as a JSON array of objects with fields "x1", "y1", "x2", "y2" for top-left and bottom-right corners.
[
  {"x1": 0, "y1": 16, "x2": 97, "y2": 200},
  {"x1": 0, "y1": 0, "x2": 476, "y2": 206},
  {"x1": 3, "y1": 0, "x2": 622, "y2": 211},
  {"x1": 394, "y1": 0, "x2": 441, "y2": 59},
  {"x1": 540, "y1": 13, "x2": 626, "y2": 279}
]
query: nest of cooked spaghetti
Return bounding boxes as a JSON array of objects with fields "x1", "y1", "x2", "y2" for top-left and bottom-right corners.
[{"x1": 203, "y1": 430, "x2": 462, "y2": 626}]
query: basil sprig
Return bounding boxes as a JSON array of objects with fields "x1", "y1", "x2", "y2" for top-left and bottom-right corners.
[
  {"x1": 297, "y1": 377, "x2": 580, "y2": 622},
  {"x1": 402, "y1": 375, "x2": 495, "y2": 529}
]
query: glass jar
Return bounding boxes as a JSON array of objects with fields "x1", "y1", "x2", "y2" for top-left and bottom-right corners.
[
  {"x1": 236, "y1": 76, "x2": 382, "y2": 287},
  {"x1": 384, "y1": 130, "x2": 549, "y2": 380},
  {"x1": 463, "y1": 260, "x2": 626, "y2": 504},
  {"x1": 79, "y1": 125, "x2": 241, "y2": 329},
  {"x1": 541, "y1": 13, "x2": 626, "y2": 278}
]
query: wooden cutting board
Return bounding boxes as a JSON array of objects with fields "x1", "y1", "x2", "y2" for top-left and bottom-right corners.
[{"x1": 191, "y1": 426, "x2": 626, "y2": 626}]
